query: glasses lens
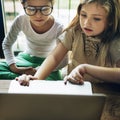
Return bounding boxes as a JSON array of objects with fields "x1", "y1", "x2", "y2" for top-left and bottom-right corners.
[
  {"x1": 25, "y1": 6, "x2": 36, "y2": 16},
  {"x1": 41, "y1": 6, "x2": 52, "y2": 15}
]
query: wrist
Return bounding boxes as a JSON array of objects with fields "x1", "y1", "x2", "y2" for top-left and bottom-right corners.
[
  {"x1": 83, "y1": 64, "x2": 92, "y2": 74},
  {"x1": 80, "y1": 64, "x2": 88, "y2": 74},
  {"x1": 9, "y1": 63, "x2": 18, "y2": 72}
]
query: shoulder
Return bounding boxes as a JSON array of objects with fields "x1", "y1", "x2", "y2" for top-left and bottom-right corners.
[
  {"x1": 58, "y1": 26, "x2": 82, "y2": 48},
  {"x1": 110, "y1": 36, "x2": 120, "y2": 62},
  {"x1": 50, "y1": 16, "x2": 64, "y2": 36},
  {"x1": 10, "y1": 14, "x2": 30, "y2": 31},
  {"x1": 64, "y1": 26, "x2": 82, "y2": 38},
  {"x1": 13, "y1": 14, "x2": 28, "y2": 23}
]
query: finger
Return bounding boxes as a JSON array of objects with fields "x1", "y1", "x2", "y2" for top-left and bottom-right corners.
[
  {"x1": 20, "y1": 79, "x2": 29, "y2": 86},
  {"x1": 24, "y1": 76, "x2": 30, "y2": 86},
  {"x1": 67, "y1": 76, "x2": 78, "y2": 84},
  {"x1": 64, "y1": 76, "x2": 68, "y2": 85},
  {"x1": 15, "y1": 77, "x2": 18, "y2": 81},
  {"x1": 26, "y1": 75, "x2": 34, "y2": 86},
  {"x1": 29, "y1": 75, "x2": 38, "y2": 80},
  {"x1": 76, "y1": 72, "x2": 83, "y2": 79},
  {"x1": 17, "y1": 74, "x2": 28, "y2": 86},
  {"x1": 26, "y1": 67, "x2": 33, "y2": 70},
  {"x1": 73, "y1": 71, "x2": 83, "y2": 80},
  {"x1": 22, "y1": 75, "x2": 37, "y2": 86},
  {"x1": 73, "y1": 75, "x2": 84, "y2": 85},
  {"x1": 78, "y1": 79, "x2": 84, "y2": 85},
  {"x1": 68, "y1": 76, "x2": 84, "y2": 85},
  {"x1": 70, "y1": 71, "x2": 84, "y2": 84},
  {"x1": 20, "y1": 75, "x2": 32, "y2": 86}
]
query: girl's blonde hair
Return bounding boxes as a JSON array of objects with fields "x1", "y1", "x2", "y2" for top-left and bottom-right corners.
[
  {"x1": 20, "y1": 0, "x2": 55, "y2": 5},
  {"x1": 66, "y1": 0, "x2": 120, "y2": 43},
  {"x1": 65, "y1": 0, "x2": 120, "y2": 67}
]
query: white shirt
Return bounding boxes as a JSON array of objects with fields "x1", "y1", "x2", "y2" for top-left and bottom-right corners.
[{"x1": 2, "y1": 14, "x2": 64, "y2": 66}]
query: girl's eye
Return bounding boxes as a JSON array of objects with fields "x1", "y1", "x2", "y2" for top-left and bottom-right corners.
[
  {"x1": 42, "y1": 7, "x2": 50, "y2": 11},
  {"x1": 29, "y1": 8, "x2": 36, "y2": 12},
  {"x1": 80, "y1": 14, "x2": 87, "y2": 18},
  {"x1": 94, "y1": 18, "x2": 101, "y2": 21},
  {"x1": 27, "y1": 7, "x2": 36, "y2": 12}
]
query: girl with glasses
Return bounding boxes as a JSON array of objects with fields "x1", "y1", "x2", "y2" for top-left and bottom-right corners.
[{"x1": 1, "y1": 0, "x2": 67, "y2": 80}]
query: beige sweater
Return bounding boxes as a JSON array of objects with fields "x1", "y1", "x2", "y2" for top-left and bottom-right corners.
[{"x1": 59, "y1": 27, "x2": 120, "y2": 82}]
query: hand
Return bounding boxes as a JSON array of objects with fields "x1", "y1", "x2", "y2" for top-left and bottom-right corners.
[
  {"x1": 23, "y1": 67, "x2": 36, "y2": 75},
  {"x1": 9, "y1": 64, "x2": 36, "y2": 75},
  {"x1": 16, "y1": 74, "x2": 38, "y2": 86},
  {"x1": 64, "y1": 64, "x2": 86, "y2": 85}
]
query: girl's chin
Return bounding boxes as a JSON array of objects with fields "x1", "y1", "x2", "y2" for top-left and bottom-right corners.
[
  {"x1": 83, "y1": 32, "x2": 97, "y2": 37},
  {"x1": 84, "y1": 33, "x2": 93, "y2": 37}
]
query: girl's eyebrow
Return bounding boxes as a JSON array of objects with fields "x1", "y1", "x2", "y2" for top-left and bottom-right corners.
[
  {"x1": 92, "y1": 14, "x2": 105, "y2": 17},
  {"x1": 80, "y1": 10, "x2": 86, "y2": 13},
  {"x1": 92, "y1": 14, "x2": 104, "y2": 16},
  {"x1": 80, "y1": 10, "x2": 105, "y2": 17}
]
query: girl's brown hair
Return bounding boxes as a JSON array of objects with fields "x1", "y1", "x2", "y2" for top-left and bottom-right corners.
[{"x1": 20, "y1": 0, "x2": 55, "y2": 5}]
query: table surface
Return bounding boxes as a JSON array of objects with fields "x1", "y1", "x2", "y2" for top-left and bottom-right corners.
[
  {"x1": 0, "y1": 80, "x2": 120, "y2": 120},
  {"x1": 0, "y1": 80, "x2": 11, "y2": 93}
]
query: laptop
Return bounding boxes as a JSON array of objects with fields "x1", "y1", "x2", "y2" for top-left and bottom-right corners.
[
  {"x1": 0, "y1": 93, "x2": 106, "y2": 120},
  {"x1": 0, "y1": 93, "x2": 105, "y2": 120}
]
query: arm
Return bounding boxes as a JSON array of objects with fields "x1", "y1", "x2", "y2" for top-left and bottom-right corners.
[
  {"x1": 16, "y1": 42, "x2": 68, "y2": 86},
  {"x1": 85, "y1": 64, "x2": 120, "y2": 83},
  {"x1": 2, "y1": 15, "x2": 36, "y2": 75},
  {"x1": 9, "y1": 63, "x2": 36, "y2": 75},
  {"x1": 34, "y1": 42, "x2": 68, "y2": 79},
  {"x1": 65, "y1": 64, "x2": 120, "y2": 84},
  {"x1": 2, "y1": 16, "x2": 20, "y2": 66}
]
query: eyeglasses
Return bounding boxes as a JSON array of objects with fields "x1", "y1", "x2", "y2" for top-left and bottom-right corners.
[{"x1": 24, "y1": 6, "x2": 53, "y2": 16}]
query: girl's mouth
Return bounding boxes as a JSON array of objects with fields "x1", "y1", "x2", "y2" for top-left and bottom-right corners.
[
  {"x1": 84, "y1": 28, "x2": 93, "y2": 32},
  {"x1": 35, "y1": 19, "x2": 44, "y2": 22}
]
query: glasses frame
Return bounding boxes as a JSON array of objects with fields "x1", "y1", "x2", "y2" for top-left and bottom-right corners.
[{"x1": 24, "y1": 5, "x2": 53, "y2": 16}]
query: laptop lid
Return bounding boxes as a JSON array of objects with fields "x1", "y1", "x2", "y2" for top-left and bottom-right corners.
[
  {"x1": 8, "y1": 80, "x2": 92, "y2": 95},
  {"x1": 0, "y1": 93, "x2": 106, "y2": 120}
]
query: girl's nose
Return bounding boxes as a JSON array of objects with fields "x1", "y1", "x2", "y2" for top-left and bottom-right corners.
[
  {"x1": 35, "y1": 10, "x2": 43, "y2": 17},
  {"x1": 84, "y1": 19, "x2": 91, "y2": 26}
]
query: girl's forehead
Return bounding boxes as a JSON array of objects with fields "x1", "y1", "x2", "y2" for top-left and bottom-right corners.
[
  {"x1": 81, "y1": 3, "x2": 107, "y2": 16},
  {"x1": 25, "y1": 0, "x2": 51, "y2": 5},
  {"x1": 26, "y1": 0, "x2": 50, "y2": 3}
]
